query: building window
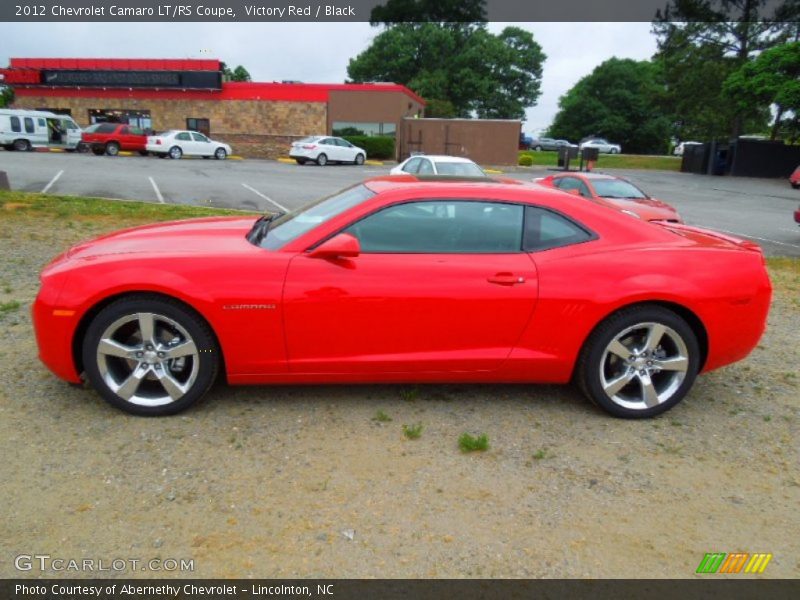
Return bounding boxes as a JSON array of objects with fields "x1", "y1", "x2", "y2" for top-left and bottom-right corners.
[
  {"x1": 88, "y1": 109, "x2": 152, "y2": 130},
  {"x1": 186, "y1": 118, "x2": 210, "y2": 136},
  {"x1": 332, "y1": 122, "x2": 397, "y2": 138}
]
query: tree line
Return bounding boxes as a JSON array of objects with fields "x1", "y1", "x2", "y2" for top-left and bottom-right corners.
[{"x1": 345, "y1": 0, "x2": 800, "y2": 154}]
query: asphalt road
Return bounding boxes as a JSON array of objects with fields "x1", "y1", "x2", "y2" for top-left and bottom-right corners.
[{"x1": 1, "y1": 150, "x2": 799, "y2": 256}]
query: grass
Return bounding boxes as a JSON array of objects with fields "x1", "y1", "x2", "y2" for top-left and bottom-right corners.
[
  {"x1": 373, "y1": 409, "x2": 392, "y2": 423},
  {"x1": 0, "y1": 190, "x2": 255, "y2": 221},
  {"x1": 458, "y1": 433, "x2": 489, "y2": 453},
  {"x1": 532, "y1": 448, "x2": 550, "y2": 460},
  {"x1": 517, "y1": 150, "x2": 682, "y2": 171},
  {"x1": 0, "y1": 300, "x2": 21, "y2": 314},
  {"x1": 402, "y1": 423, "x2": 423, "y2": 439}
]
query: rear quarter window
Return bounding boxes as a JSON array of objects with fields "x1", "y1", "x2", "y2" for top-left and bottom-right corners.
[{"x1": 523, "y1": 206, "x2": 595, "y2": 252}]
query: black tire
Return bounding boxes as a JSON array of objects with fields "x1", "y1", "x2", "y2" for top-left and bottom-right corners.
[
  {"x1": 82, "y1": 295, "x2": 219, "y2": 416},
  {"x1": 157, "y1": 153, "x2": 167, "y2": 159},
  {"x1": 91, "y1": 145, "x2": 105, "y2": 156},
  {"x1": 13, "y1": 139, "x2": 31, "y2": 152},
  {"x1": 139, "y1": 150, "x2": 150, "y2": 157},
  {"x1": 534, "y1": 145, "x2": 542, "y2": 152},
  {"x1": 105, "y1": 142, "x2": 120, "y2": 156},
  {"x1": 354, "y1": 153, "x2": 365, "y2": 165},
  {"x1": 76, "y1": 142, "x2": 89, "y2": 153},
  {"x1": 295, "y1": 158, "x2": 307, "y2": 165},
  {"x1": 3, "y1": 144, "x2": 14, "y2": 151},
  {"x1": 316, "y1": 153, "x2": 328, "y2": 166},
  {"x1": 169, "y1": 146, "x2": 182, "y2": 160},
  {"x1": 214, "y1": 147, "x2": 227, "y2": 160},
  {"x1": 575, "y1": 305, "x2": 700, "y2": 419},
  {"x1": 792, "y1": 182, "x2": 799, "y2": 189},
  {"x1": 610, "y1": 148, "x2": 619, "y2": 154}
]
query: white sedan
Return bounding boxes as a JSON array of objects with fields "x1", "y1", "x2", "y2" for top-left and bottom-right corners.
[
  {"x1": 147, "y1": 130, "x2": 232, "y2": 160},
  {"x1": 390, "y1": 155, "x2": 486, "y2": 177},
  {"x1": 290, "y1": 136, "x2": 366, "y2": 166},
  {"x1": 579, "y1": 138, "x2": 622, "y2": 154}
]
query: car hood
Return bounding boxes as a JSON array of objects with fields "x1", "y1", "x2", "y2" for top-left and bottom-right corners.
[
  {"x1": 602, "y1": 196, "x2": 680, "y2": 221},
  {"x1": 65, "y1": 216, "x2": 258, "y2": 261}
]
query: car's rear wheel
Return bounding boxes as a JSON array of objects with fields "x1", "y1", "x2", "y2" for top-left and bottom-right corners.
[
  {"x1": 139, "y1": 150, "x2": 149, "y2": 157},
  {"x1": 316, "y1": 153, "x2": 328, "y2": 166},
  {"x1": 105, "y1": 142, "x2": 120, "y2": 156},
  {"x1": 576, "y1": 305, "x2": 699, "y2": 418},
  {"x1": 91, "y1": 145, "x2": 105, "y2": 156},
  {"x1": 169, "y1": 146, "x2": 182, "y2": 159},
  {"x1": 354, "y1": 153, "x2": 365, "y2": 165},
  {"x1": 13, "y1": 139, "x2": 31, "y2": 152},
  {"x1": 214, "y1": 147, "x2": 227, "y2": 160},
  {"x1": 82, "y1": 295, "x2": 219, "y2": 416}
]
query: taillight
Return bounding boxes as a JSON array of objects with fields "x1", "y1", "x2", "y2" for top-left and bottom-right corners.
[
  {"x1": 302, "y1": 144, "x2": 316, "y2": 149},
  {"x1": 156, "y1": 139, "x2": 161, "y2": 145}
]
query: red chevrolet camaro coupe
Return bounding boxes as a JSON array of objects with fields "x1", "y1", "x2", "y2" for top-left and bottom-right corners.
[{"x1": 34, "y1": 177, "x2": 771, "y2": 418}]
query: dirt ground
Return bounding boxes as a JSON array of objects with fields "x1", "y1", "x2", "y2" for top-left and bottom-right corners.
[{"x1": 1, "y1": 206, "x2": 798, "y2": 579}]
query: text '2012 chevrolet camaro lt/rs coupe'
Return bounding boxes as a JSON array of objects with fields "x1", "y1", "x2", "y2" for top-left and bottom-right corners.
[{"x1": 34, "y1": 177, "x2": 771, "y2": 418}]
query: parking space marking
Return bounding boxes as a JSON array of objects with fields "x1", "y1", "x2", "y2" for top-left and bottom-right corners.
[
  {"x1": 41, "y1": 170, "x2": 64, "y2": 194},
  {"x1": 712, "y1": 227, "x2": 800, "y2": 250},
  {"x1": 241, "y1": 183, "x2": 288, "y2": 213},
  {"x1": 149, "y1": 177, "x2": 165, "y2": 203}
]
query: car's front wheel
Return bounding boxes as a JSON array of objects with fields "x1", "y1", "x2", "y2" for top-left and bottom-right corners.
[
  {"x1": 610, "y1": 148, "x2": 619, "y2": 154},
  {"x1": 576, "y1": 305, "x2": 700, "y2": 418},
  {"x1": 82, "y1": 295, "x2": 219, "y2": 416},
  {"x1": 169, "y1": 146, "x2": 183, "y2": 159},
  {"x1": 354, "y1": 153, "x2": 365, "y2": 165},
  {"x1": 214, "y1": 147, "x2": 227, "y2": 160}
]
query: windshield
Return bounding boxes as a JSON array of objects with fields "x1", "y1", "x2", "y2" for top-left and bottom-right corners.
[
  {"x1": 435, "y1": 161, "x2": 486, "y2": 177},
  {"x1": 592, "y1": 179, "x2": 647, "y2": 199},
  {"x1": 253, "y1": 184, "x2": 375, "y2": 250}
]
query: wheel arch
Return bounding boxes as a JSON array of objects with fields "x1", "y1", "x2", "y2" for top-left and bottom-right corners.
[
  {"x1": 71, "y1": 291, "x2": 227, "y2": 383},
  {"x1": 572, "y1": 299, "x2": 708, "y2": 381}
]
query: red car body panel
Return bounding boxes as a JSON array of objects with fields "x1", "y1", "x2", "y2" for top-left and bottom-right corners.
[
  {"x1": 790, "y1": 165, "x2": 800, "y2": 187},
  {"x1": 33, "y1": 181, "x2": 771, "y2": 389},
  {"x1": 81, "y1": 124, "x2": 147, "y2": 152},
  {"x1": 538, "y1": 174, "x2": 682, "y2": 222}
]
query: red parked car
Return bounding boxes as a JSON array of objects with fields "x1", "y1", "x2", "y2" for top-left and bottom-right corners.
[
  {"x1": 790, "y1": 165, "x2": 800, "y2": 189},
  {"x1": 81, "y1": 123, "x2": 148, "y2": 156},
  {"x1": 33, "y1": 178, "x2": 771, "y2": 419},
  {"x1": 537, "y1": 172, "x2": 682, "y2": 222}
]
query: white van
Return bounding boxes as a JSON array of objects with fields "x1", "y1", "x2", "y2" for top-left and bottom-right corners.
[{"x1": 0, "y1": 109, "x2": 82, "y2": 152}]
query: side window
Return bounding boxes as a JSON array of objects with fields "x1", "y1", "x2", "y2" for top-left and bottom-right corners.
[
  {"x1": 417, "y1": 159, "x2": 434, "y2": 175},
  {"x1": 176, "y1": 132, "x2": 192, "y2": 141},
  {"x1": 130, "y1": 127, "x2": 144, "y2": 135},
  {"x1": 555, "y1": 177, "x2": 591, "y2": 198},
  {"x1": 10, "y1": 116, "x2": 21, "y2": 132},
  {"x1": 402, "y1": 157, "x2": 421, "y2": 173},
  {"x1": 523, "y1": 206, "x2": 594, "y2": 252},
  {"x1": 24, "y1": 118, "x2": 35, "y2": 134},
  {"x1": 96, "y1": 123, "x2": 116, "y2": 133},
  {"x1": 120, "y1": 126, "x2": 130, "y2": 135},
  {"x1": 344, "y1": 200, "x2": 524, "y2": 254},
  {"x1": 320, "y1": 138, "x2": 334, "y2": 146},
  {"x1": 38, "y1": 118, "x2": 46, "y2": 127},
  {"x1": 191, "y1": 132, "x2": 209, "y2": 142}
]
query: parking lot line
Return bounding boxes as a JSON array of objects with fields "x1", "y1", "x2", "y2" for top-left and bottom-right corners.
[
  {"x1": 149, "y1": 177, "x2": 165, "y2": 204},
  {"x1": 712, "y1": 227, "x2": 800, "y2": 250},
  {"x1": 241, "y1": 183, "x2": 288, "y2": 213},
  {"x1": 41, "y1": 170, "x2": 64, "y2": 194}
]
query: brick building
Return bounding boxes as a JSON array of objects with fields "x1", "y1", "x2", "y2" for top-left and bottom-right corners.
[{"x1": 1, "y1": 58, "x2": 425, "y2": 159}]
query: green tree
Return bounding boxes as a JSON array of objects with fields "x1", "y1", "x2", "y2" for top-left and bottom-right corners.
[
  {"x1": 0, "y1": 85, "x2": 13, "y2": 108},
  {"x1": 548, "y1": 58, "x2": 672, "y2": 154},
  {"x1": 221, "y1": 62, "x2": 251, "y2": 82},
  {"x1": 724, "y1": 42, "x2": 800, "y2": 139},
  {"x1": 347, "y1": 23, "x2": 545, "y2": 119},
  {"x1": 652, "y1": 0, "x2": 799, "y2": 138}
]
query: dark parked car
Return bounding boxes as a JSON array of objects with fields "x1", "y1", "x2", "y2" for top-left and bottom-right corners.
[{"x1": 81, "y1": 123, "x2": 148, "y2": 156}]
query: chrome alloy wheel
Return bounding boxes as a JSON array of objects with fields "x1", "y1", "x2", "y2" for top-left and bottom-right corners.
[
  {"x1": 599, "y1": 321, "x2": 689, "y2": 411},
  {"x1": 96, "y1": 312, "x2": 200, "y2": 407}
]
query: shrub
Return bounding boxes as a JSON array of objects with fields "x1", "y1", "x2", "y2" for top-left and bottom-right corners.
[
  {"x1": 458, "y1": 433, "x2": 489, "y2": 452},
  {"x1": 518, "y1": 154, "x2": 534, "y2": 167},
  {"x1": 341, "y1": 135, "x2": 395, "y2": 160}
]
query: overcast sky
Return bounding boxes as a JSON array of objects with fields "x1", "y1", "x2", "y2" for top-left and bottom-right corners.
[{"x1": 0, "y1": 22, "x2": 657, "y2": 134}]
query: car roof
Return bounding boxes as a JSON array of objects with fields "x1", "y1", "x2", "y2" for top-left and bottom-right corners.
[
  {"x1": 408, "y1": 155, "x2": 477, "y2": 163},
  {"x1": 554, "y1": 172, "x2": 618, "y2": 181}
]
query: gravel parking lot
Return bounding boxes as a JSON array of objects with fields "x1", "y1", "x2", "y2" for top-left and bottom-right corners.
[{"x1": 0, "y1": 197, "x2": 798, "y2": 579}]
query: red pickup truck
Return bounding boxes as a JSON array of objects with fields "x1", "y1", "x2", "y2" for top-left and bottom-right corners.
[{"x1": 81, "y1": 123, "x2": 148, "y2": 156}]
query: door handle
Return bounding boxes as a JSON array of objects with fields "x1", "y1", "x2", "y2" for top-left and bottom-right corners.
[{"x1": 487, "y1": 273, "x2": 525, "y2": 285}]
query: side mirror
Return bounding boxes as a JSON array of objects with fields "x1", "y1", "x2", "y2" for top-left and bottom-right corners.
[{"x1": 308, "y1": 233, "x2": 360, "y2": 259}]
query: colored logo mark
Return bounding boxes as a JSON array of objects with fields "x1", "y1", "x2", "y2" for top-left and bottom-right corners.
[{"x1": 696, "y1": 552, "x2": 772, "y2": 574}]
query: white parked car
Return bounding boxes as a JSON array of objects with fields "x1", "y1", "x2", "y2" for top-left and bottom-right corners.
[
  {"x1": 290, "y1": 136, "x2": 366, "y2": 166},
  {"x1": 390, "y1": 155, "x2": 486, "y2": 177},
  {"x1": 673, "y1": 141, "x2": 702, "y2": 156},
  {"x1": 146, "y1": 130, "x2": 232, "y2": 160},
  {"x1": 579, "y1": 138, "x2": 622, "y2": 154}
]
